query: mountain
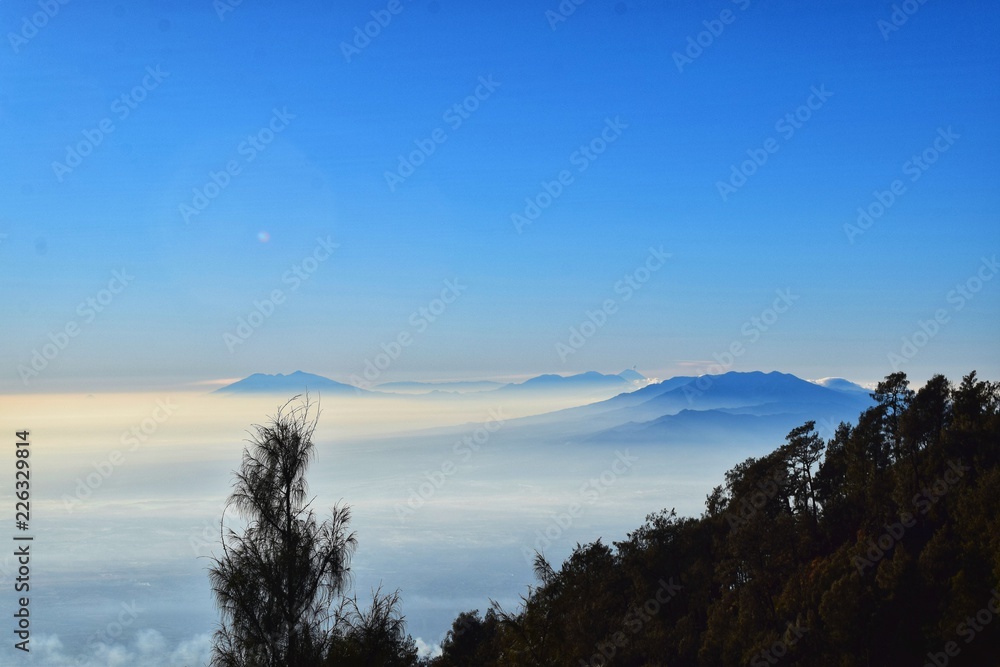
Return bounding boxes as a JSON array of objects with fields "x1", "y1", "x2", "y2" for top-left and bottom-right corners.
[
  {"x1": 583, "y1": 371, "x2": 870, "y2": 422},
  {"x1": 584, "y1": 408, "x2": 810, "y2": 446},
  {"x1": 213, "y1": 371, "x2": 872, "y2": 447},
  {"x1": 214, "y1": 371, "x2": 367, "y2": 395},
  {"x1": 214, "y1": 369, "x2": 877, "y2": 456},
  {"x1": 495, "y1": 371, "x2": 635, "y2": 396},
  {"x1": 217, "y1": 370, "x2": 647, "y2": 399},
  {"x1": 491, "y1": 370, "x2": 875, "y2": 444},
  {"x1": 577, "y1": 374, "x2": 701, "y2": 412},
  {"x1": 617, "y1": 368, "x2": 647, "y2": 384}
]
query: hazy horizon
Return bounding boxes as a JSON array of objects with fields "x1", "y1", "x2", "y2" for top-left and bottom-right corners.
[
  {"x1": 2, "y1": 385, "x2": 786, "y2": 663},
  {"x1": 1, "y1": 365, "x2": 961, "y2": 396}
]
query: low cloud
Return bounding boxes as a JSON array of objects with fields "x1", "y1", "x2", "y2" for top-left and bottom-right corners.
[
  {"x1": 415, "y1": 636, "x2": 443, "y2": 659},
  {"x1": 27, "y1": 631, "x2": 211, "y2": 667}
]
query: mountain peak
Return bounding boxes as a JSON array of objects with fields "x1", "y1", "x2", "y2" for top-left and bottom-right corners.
[
  {"x1": 215, "y1": 371, "x2": 366, "y2": 395},
  {"x1": 618, "y1": 368, "x2": 646, "y2": 382}
]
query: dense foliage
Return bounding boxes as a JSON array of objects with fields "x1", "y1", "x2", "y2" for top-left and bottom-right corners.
[{"x1": 431, "y1": 371, "x2": 1000, "y2": 666}]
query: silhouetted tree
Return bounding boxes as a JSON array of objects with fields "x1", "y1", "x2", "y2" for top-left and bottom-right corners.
[
  {"x1": 898, "y1": 373, "x2": 951, "y2": 494},
  {"x1": 872, "y1": 371, "x2": 914, "y2": 462},
  {"x1": 781, "y1": 421, "x2": 825, "y2": 523},
  {"x1": 209, "y1": 398, "x2": 357, "y2": 667},
  {"x1": 435, "y1": 609, "x2": 502, "y2": 667},
  {"x1": 325, "y1": 585, "x2": 420, "y2": 667},
  {"x1": 814, "y1": 422, "x2": 848, "y2": 502},
  {"x1": 429, "y1": 370, "x2": 1000, "y2": 666}
]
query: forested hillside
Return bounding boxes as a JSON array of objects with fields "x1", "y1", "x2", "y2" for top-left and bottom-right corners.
[{"x1": 431, "y1": 371, "x2": 1000, "y2": 666}]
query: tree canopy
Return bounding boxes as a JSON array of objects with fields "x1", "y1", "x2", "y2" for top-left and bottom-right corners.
[{"x1": 431, "y1": 371, "x2": 1000, "y2": 666}]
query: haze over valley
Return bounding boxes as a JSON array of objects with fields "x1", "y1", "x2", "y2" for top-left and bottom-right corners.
[{"x1": 1, "y1": 367, "x2": 883, "y2": 664}]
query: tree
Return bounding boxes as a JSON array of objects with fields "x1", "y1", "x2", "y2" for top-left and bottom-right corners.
[
  {"x1": 898, "y1": 374, "x2": 951, "y2": 493},
  {"x1": 435, "y1": 609, "x2": 502, "y2": 667},
  {"x1": 429, "y1": 370, "x2": 1000, "y2": 666},
  {"x1": 325, "y1": 586, "x2": 421, "y2": 667},
  {"x1": 209, "y1": 397, "x2": 357, "y2": 667},
  {"x1": 871, "y1": 371, "x2": 914, "y2": 462},
  {"x1": 781, "y1": 421, "x2": 825, "y2": 524}
]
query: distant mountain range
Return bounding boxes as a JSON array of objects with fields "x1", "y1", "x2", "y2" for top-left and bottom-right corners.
[
  {"x1": 214, "y1": 369, "x2": 873, "y2": 448},
  {"x1": 508, "y1": 370, "x2": 874, "y2": 445},
  {"x1": 594, "y1": 370, "x2": 867, "y2": 423},
  {"x1": 214, "y1": 369, "x2": 649, "y2": 397},
  {"x1": 493, "y1": 370, "x2": 644, "y2": 396}
]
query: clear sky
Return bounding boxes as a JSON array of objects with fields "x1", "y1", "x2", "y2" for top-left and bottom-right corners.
[{"x1": 1, "y1": 0, "x2": 997, "y2": 392}]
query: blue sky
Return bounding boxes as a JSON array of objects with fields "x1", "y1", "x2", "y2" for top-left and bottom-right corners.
[{"x1": 1, "y1": 0, "x2": 997, "y2": 391}]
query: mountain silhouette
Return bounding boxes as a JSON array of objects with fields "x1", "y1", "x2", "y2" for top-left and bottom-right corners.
[{"x1": 214, "y1": 371, "x2": 368, "y2": 395}]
